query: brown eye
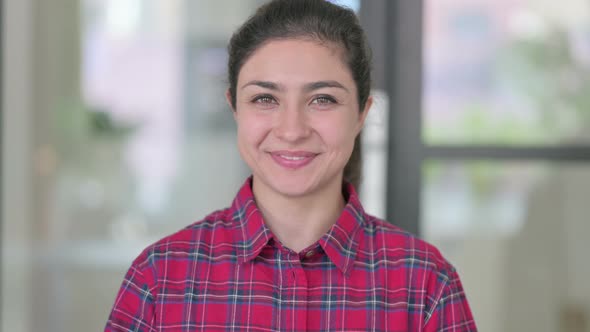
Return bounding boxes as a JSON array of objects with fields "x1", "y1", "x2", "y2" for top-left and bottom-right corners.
[
  {"x1": 311, "y1": 96, "x2": 337, "y2": 108},
  {"x1": 311, "y1": 95, "x2": 337, "y2": 106},
  {"x1": 252, "y1": 95, "x2": 277, "y2": 104}
]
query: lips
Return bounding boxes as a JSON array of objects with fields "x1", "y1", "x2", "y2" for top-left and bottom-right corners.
[{"x1": 269, "y1": 150, "x2": 318, "y2": 169}]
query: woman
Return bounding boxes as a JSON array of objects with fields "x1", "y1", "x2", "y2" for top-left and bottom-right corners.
[{"x1": 105, "y1": 0, "x2": 477, "y2": 331}]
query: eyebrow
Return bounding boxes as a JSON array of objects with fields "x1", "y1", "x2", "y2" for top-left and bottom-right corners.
[
  {"x1": 241, "y1": 80, "x2": 282, "y2": 91},
  {"x1": 303, "y1": 80, "x2": 349, "y2": 93},
  {"x1": 240, "y1": 80, "x2": 349, "y2": 93}
]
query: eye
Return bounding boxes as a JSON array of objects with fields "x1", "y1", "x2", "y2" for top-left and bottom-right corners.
[
  {"x1": 310, "y1": 95, "x2": 337, "y2": 106},
  {"x1": 252, "y1": 94, "x2": 277, "y2": 105}
]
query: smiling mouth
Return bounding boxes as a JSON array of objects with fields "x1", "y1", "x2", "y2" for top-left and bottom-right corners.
[
  {"x1": 278, "y1": 155, "x2": 306, "y2": 161},
  {"x1": 269, "y1": 151, "x2": 318, "y2": 169}
]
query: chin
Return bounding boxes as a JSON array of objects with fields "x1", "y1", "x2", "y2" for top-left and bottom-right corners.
[
  {"x1": 273, "y1": 176, "x2": 318, "y2": 197},
  {"x1": 257, "y1": 171, "x2": 321, "y2": 198}
]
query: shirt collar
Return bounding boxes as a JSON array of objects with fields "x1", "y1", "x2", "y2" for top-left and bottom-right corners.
[
  {"x1": 232, "y1": 177, "x2": 366, "y2": 275},
  {"x1": 231, "y1": 177, "x2": 274, "y2": 265},
  {"x1": 318, "y1": 182, "x2": 365, "y2": 276}
]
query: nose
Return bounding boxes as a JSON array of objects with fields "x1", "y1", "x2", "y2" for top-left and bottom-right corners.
[{"x1": 274, "y1": 106, "x2": 311, "y2": 142}]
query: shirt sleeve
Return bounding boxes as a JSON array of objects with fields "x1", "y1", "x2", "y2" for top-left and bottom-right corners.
[
  {"x1": 104, "y1": 255, "x2": 157, "y2": 332},
  {"x1": 423, "y1": 265, "x2": 478, "y2": 332}
]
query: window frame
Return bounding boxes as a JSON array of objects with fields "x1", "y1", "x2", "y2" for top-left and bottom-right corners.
[{"x1": 361, "y1": 0, "x2": 590, "y2": 236}]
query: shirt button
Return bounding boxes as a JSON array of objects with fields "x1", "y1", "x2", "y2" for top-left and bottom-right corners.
[{"x1": 305, "y1": 250, "x2": 314, "y2": 258}]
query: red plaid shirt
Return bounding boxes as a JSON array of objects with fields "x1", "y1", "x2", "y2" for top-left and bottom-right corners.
[{"x1": 106, "y1": 178, "x2": 477, "y2": 331}]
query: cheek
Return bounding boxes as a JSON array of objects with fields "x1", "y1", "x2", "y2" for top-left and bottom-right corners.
[
  {"x1": 236, "y1": 113, "x2": 271, "y2": 149},
  {"x1": 315, "y1": 115, "x2": 359, "y2": 150}
]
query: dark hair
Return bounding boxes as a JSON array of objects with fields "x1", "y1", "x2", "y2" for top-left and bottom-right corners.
[{"x1": 227, "y1": 0, "x2": 372, "y2": 188}]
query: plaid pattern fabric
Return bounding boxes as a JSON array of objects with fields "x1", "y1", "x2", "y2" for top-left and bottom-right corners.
[{"x1": 106, "y1": 177, "x2": 477, "y2": 331}]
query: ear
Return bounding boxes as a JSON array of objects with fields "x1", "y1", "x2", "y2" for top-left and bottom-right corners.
[
  {"x1": 225, "y1": 89, "x2": 237, "y2": 120},
  {"x1": 355, "y1": 95, "x2": 373, "y2": 133}
]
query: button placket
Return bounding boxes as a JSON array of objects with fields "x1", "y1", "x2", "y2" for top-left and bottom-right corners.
[{"x1": 288, "y1": 252, "x2": 299, "y2": 284}]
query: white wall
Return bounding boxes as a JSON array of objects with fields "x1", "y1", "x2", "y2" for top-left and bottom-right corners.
[{"x1": 2, "y1": 0, "x2": 35, "y2": 331}]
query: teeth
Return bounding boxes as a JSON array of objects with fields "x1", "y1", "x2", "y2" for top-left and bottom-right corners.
[{"x1": 280, "y1": 155, "x2": 305, "y2": 161}]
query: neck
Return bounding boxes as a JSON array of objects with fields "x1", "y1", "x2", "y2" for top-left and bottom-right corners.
[{"x1": 252, "y1": 177, "x2": 346, "y2": 253}]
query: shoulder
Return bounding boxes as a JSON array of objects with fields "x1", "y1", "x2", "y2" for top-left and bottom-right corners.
[
  {"x1": 359, "y1": 215, "x2": 470, "y2": 322},
  {"x1": 359, "y1": 214, "x2": 456, "y2": 277},
  {"x1": 128, "y1": 207, "x2": 237, "y2": 272}
]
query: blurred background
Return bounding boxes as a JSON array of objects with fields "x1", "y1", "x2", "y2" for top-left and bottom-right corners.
[{"x1": 2, "y1": 0, "x2": 590, "y2": 331}]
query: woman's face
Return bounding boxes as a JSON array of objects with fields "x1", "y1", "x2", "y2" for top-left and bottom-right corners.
[{"x1": 230, "y1": 39, "x2": 371, "y2": 199}]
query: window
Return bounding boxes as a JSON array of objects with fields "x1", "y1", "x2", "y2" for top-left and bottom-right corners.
[{"x1": 375, "y1": 0, "x2": 590, "y2": 330}]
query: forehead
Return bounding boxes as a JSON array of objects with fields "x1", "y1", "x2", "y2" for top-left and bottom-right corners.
[{"x1": 237, "y1": 38, "x2": 353, "y2": 86}]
